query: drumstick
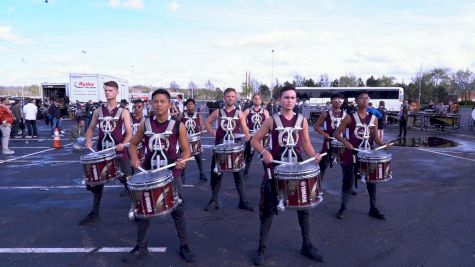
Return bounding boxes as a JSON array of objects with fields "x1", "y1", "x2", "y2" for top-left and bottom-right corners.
[
  {"x1": 353, "y1": 148, "x2": 370, "y2": 153},
  {"x1": 200, "y1": 130, "x2": 208, "y2": 134},
  {"x1": 271, "y1": 160, "x2": 292, "y2": 165},
  {"x1": 299, "y1": 152, "x2": 328, "y2": 165},
  {"x1": 151, "y1": 156, "x2": 196, "y2": 173},
  {"x1": 88, "y1": 147, "x2": 97, "y2": 154},
  {"x1": 137, "y1": 166, "x2": 148, "y2": 174},
  {"x1": 100, "y1": 142, "x2": 131, "y2": 152},
  {"x1": 375, "y1": 142, "x2": 394, "y2": 150}
]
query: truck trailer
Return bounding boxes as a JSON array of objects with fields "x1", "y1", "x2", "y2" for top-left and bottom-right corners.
[{"x1": 68, "y1": 73, "x2": 129, "y2": 103}]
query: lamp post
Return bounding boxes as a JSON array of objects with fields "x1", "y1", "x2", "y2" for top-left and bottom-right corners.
[
  {"x1": 271, "y1": 49, "x2": 275, "y2": 89},
  {"x1": 418, "y1": 63, "x2": 422, "y2": 106}
]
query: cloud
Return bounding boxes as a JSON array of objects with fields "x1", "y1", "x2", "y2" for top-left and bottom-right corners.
[
  {"x1": 0, "y1": 46, "x2": 5, "y2": 53},
  {"x1": 214, "y1": 30, "x2": 309, "y2": 48},
  {"x1": 108, "y1": 0, "x2": 144, "y2": 10},
  {"x1": 168, "y1": 1, "x2": 180, "y2": 12},
  {"x1": 0, "y1": 25, "x2": 30, "y2": 44}
]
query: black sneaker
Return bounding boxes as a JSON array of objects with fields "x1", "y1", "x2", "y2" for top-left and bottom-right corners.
[
  {"x1": 350, "y1": 189, "x2": 357, "y2": 195},
  {"x1": 199, "y1": 173, "x2": 208, "y2": 182},
  {"x1": 252, "y1": 248, "x2": 265, "y2": 265},
  {"x1": 121, "y1": 245, "x2": 149, "y2": 263},
  {"x1": 238, "y1": 200, "x2": 255, "y2": 212},
  {"x1": 369, "y1": 208, "x2": 386, "y2": 220},
  {"x1": 78, "y1": 212, "x2": 98, "y2": 226},
  {"x1": 336, "y1": 207, "x2": 345, "y2": 219},
  {"x1": 204, "y1": 199, "x2": 219, "y2": 211},
  {"x1": 119, "y1": 189, "x2": 129, "y2": 197},
  {"x1": 301, "y1": 243, "x2": 323, "y2": 262},
  {"x1": 179, "y1": 245, "x2": 196, "y2": 263}
]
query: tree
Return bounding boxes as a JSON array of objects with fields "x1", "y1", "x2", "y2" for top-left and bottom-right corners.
[
  {"x1": 187, "y1": 81, "x2": 198, "y2": 98},
  {"x1": 170, "y1": 81, "x2": 180, "y2": 91},
  {"x1": 357, "y1": 78, "x2": 365, "y2": 87},
  {"x1": 205, "y1": 80, "x2": 215, "y2": 91},
  {"x1": 241, "y1": 82, "x2": 253, "y2": 98},
  {"x1": 338, "y1": 74, "x2": 358, "y2": 87},
  {"x1": 331, "y1": 79, "x2": 339, "y2": 87},
  {"x1": 452, "y1": 69, "x2": 474, "y2": 102},
  {"x1": 293, "y1": 74, "x2": 304, "y2": 87},
  {"x1": 319, "y1": 74, "x2": 330, "y2": 87},
  {"x1": 366, "y1": 76, "x2": 379, "y2": 87},
  {"x1": 258, "y1": 84, "x2": 271, "y2": 100},
  {"x1": 430, "y1": 68, "x2": 450, "y2": 87},
  {"x1": 378, "y1": 75, "x2": 396, "y2": 87},
  {"x1": 302, "y1": 78, "x2": 316, "y2": 87}
]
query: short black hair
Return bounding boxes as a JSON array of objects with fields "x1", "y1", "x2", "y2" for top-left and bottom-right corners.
[
  {"x1": 279, "y1": 84, "x2": 296, "y2": 97},
  {"x1": 151, "y1": 89, "x2": 170, "y2": 101},
  {"x1": 355, "y1": 90, "x2": 369, "y2": 99},
  {"x1": 185, "y1": 98, "x2": 195, "y2": 105},
  {"x1": 330, "y1": 93, "x2": 344, "y2": 100},
  {"x1": 133, "y1": 99, "x2": 144, "y2": 104},
  {"x1": 104, "y1": 80, "x2": 119, "y2": 89}
]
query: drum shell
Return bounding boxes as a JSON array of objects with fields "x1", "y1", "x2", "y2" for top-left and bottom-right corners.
[
  {"x1": 357, "y1": 150, "x2": 392, "y2": 183},
  {"x1": 128, "y1": 170, "x2": 177, "y2": 218},
  {"x1": 274, "y1": 163, "x2": 323, "y2": 209},
  {"x1": 188, "y1": 134, "x2": 202, "y2": 155},
  {"x1": 81, "y1": 151, "x2": 122, "y2": 186},
  {"x1": 213, "y1": 143, "x2": 245, "y2": 172},
  {"x1": 330, "y1": 139, "x2": 345, "y2": 163},
  {"x1": 137, "y1": 143, "x2": 145, "y2": 164}
]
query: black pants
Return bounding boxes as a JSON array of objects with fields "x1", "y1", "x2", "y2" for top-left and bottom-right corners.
[
  {"x1": 184, "y1": 153, "x2": 205, "y2": 176},
  {"x1": 26, "y1": 120, "x2": 37, "y2": 136},
  {"x1": 209, "y1": 153, "x2": 247, "y2": 202},
  {"x1": 318, "y1": 154, "x2": 331, "y2": 181},
  {"x1": 86, "y1": 159, "x2": 132, "y2": 214},
  {"x1": 11, "y1": 120, "x2": 20, "y2": 137},
  {"x1": 258, "y1": 178, "x2": 312, "y2": 250},
  {"x1": 340, "y1": 164, "x2": 377, "y2": 210},
  {"x1": 399, "y1": 119, "x2": 407, "y2": 137},
  {"x1": 134, "y1": 175, "x2": 188, "y2": 247}
]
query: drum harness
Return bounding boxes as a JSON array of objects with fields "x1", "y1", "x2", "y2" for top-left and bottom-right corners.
[
  {"x1": 184, "y1": 112, "x2": 198, "y2": 135},
  {"x1": 213, "y1": 108, "x2": 240, "y2": 175},
  {"x1": 326, "y1": 109, "x2": 347, "y2": 168},
  {"x1": 144, "y1": 116, "x2": 175, "y2": 171},
  {"x1": 98, "y1": 106, "x2": 124, "y2": 150},
  {"x1": 132, "y1": 116, "x2": 145, "y2": 136},
  {"x1": 272, "y1": 112, "x2": 304, "y2": 211},
  {"x1": 352, "y1": 112, "x2": 377, "y2": 186},
  {"x1": 249, "y1": 106, "x2": 266, "y2": 153}
]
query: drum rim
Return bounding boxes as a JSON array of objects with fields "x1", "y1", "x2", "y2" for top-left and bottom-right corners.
[
  {"x1": 133, "y1": 205, "x2": 177, "y2": 218},
  {"x1": 362, "y1": 173, "x2": 393, "y2": 183},
  {"x1": 357, "y1": 150, "x2": 392, "y2": 161},
  {"x1": 81, "y1": 151, "x2": 117, "y2": 163},
  {"x1": 127, "y1": 170, "x2": 174, "y2": 189},
  {"x1": 213, "y1": 143, "x2": 244, "y2": 152},
  {"x1": 188, "y1": 135, "x2": 201, "y2": 141}
]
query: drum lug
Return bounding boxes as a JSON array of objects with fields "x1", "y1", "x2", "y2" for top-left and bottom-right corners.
[{"x1": 277, "y1": 198, "x2": 285, "y2": 212}]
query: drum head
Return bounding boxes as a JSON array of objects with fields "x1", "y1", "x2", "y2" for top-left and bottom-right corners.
[
  {"x1": 80, "y1": 150, "x2": 116, "y2": 163},
  {"x1": 274, "y1": 162, "x2": 320, "y2": 180},
  {"x1": 213, "y1": 143, "x2": 244, "y2": 152},
  {"x1": 330, "y1": 139, "x2": 344, "y2": 147},
  {"x1": 357, "y1": 150, "x2": 392, "y2": 161},
  {"x1": 128, "y1": 169, "x2": 173, "y2": 188}
]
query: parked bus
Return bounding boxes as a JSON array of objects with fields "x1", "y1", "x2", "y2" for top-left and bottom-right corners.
[{"x1": 296, "y1": 86, "x2": 404, "y2": 112}]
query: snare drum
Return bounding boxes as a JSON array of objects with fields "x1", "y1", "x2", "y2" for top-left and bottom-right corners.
[
  {"x1": 273, "y1": 163, "x2": 322, "y2": 210},
  {"x1": 188, "y1": 133, "x2": 203, "y2": 155},
  {"x1": 213, "y1": 143, "x2": 245, "y2": 172},
  {"x1": 357, "y1": 150, "x2": 392, "y2": 183},
  {"x1": 81, "y1": 150, "x2": 122, "y2": 186},
  {"x1": 127, "y1": 170, "x2": 181, "y2": 218},
  {"x1": 330, "y1": 139, "x2": 345, "y2": 163}
]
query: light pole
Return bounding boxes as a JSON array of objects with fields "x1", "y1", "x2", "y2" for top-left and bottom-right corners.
[
  {"x1": 21, "y1": 58, "x2": 27, "y2": 98},
  {"x1": 271, "y1": 49, "x2": 275, "y2": 89},
  {"x1": 418, "y1": 63, "x2": 422, "y2": 106}
]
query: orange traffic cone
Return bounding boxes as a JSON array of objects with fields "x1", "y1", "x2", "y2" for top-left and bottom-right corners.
[{"x1": 52, "y1": 128, "x2": 62, "y2": 148}]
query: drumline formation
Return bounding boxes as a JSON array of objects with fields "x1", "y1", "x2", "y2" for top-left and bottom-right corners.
[{"x1": 78, "y1": 82, "x2": 394, "y2": 265}]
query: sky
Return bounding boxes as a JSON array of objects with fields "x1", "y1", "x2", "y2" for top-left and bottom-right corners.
[{"x1": 1, "y1": 0, "x2": 474, "y2": 89}]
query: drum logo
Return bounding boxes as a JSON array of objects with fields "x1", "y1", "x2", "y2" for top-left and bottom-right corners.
[
  {"x1": 132, "y1": 123, "x2": 140, "y2": 135},
  {"x1": 149, "y1": 134, "x2": 170, "y2": 152},
  {"x1": 278, "y1": 127, "x2": 299, "y2": 147},
  {"x1": 144, "y1": 192, "x2": 153, "y2": 213},
  {"x1": 220, "y1": 118, "x2": 236, "y2": 132},
  {"x1": 92, "y1": 165, "x2": 99, "y2": 180},
  {"x1": 300, "y1": 181, "x2": 308, "y2": 203}
]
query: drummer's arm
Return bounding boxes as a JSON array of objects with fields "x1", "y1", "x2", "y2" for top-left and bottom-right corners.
[
  {"x1": 314, "y1": 112, "x2": 328, "y2": 138},
  {"x1": 85, "y1": 109, "x2": 99, "y2": 148},
  {"x1": 121, "y1": 109, "x2": 133, "y2": 144},
  {"x1": 334, "y1": 116, "x2": 353, "y2": 150},
  {"x1": 239, "y1": 111, "x2": 251, "y2": 140},
  {"x1": 199, "y1": 114, "x2": 205, "y2": 133},
  {"x1": 251, "y1": 117, "x2": 273, "y2": 163},
  {"x1": 370, "y1": 120, "x2": 384, "y2": 146},
  {"x1": 302, "y1": 118, "x2": 321, "y2": 162},
  {"x1": 176, "y1": 122, "x2": 191, "y2": 169},
  {"x1": 205, "y1": 109, "x2": 219, "y2": 137},
  {"x1": 129, "y1": 123, "x2": 144, "y2": 168},
  {"x1": 264, "y1": 109, "x2": 270, "y2": 118}
]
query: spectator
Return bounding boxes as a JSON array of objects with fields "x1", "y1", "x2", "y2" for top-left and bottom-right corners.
[
  {"x1": 0, "y1": 97, "x2": 15, "y2": 154},
  {"x1": 377, "y1": 101, "x2": 388, "y2": 141},
  {"x1": 23, "y1": 99, "x2": 38, "y2": 138},
  {"x1": 48, "y1": 100, "x2": 62, "y2": 137},
  {"x1": 84, "y1": 100, "x2": 94, "y2": 132},
  {"x1": 301, "y1": 98, "x2": 311, "y2": 120},
  {"x1": 10, "y1": 100, "x2": 23, "y2": 138},
  {"x1": 176, "y1": 95, "x2": 184, "y2": 113},
  {"x1": 398, "y1": 100, "x2": 409, "y2": 137},
  {"x1": 75, "y1": 100, "x2": 83, "y2": 122},
  {"x1": 367, "y1": 102, "x2": 382, "y2": 119},
  {"x1": 70, "y1": 118, "x2": 86, "y2": 151}
]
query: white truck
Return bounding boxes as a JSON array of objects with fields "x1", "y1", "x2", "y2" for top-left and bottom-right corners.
[{"x1": 68, "y1": 73, "x2": 129, "y2": 103}]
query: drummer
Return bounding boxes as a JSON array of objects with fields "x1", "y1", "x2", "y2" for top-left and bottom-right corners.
[
  {"x1": 250, "y1": 85, "x2": 324, "y2": 265},
  {"x1": 204, "y1": 87, "x2": 254, "y2": 211},
  {"x1": 124, "y1": 89, "x2": 196, "y2": 263},
  {"x1": 178, "y1": 98, "x2": 208, "y2": 182},
  {"x1": 314, "y1": 92, "x2": 347, "y2": 180},
  {"x1": 334, "y1": 90, "x2": 388, "y2": 220},
  {"x1": 242, "y1": 93, "x2": 269, "y2": 179},
  {"x1": 80, "y1": 81, "x2": 133, "y2": 226}
]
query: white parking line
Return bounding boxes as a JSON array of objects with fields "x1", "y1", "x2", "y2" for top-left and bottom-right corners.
[
  {"x1": 0, "y1": 184, "x2": 197, "y2": 190},
  {"x1": 2, "y1": 160, "x2": 80, "y2": 163},
  {"x1": 0, "y1": 247, "x2": 166, "y2": 253},
  {"x1": 0, "y1": 143, "x2": 74, "y2": 164},
  {"x1": 417, "y1": 148, "x2": 475, "y2": 162},
  {"x1": 9, "y1": 147, "x2": 58, "y2": 149}
]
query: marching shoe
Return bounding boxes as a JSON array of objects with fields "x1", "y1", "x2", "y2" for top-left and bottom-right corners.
[
  {"x1": 78, "y1": 212, "x2": 98, "y2": 226},
  {"x1": 336, "y1": 207, "x2": 345, "y2": 219},
  {"x1": 204, "y1": 199, "x2": 219, "y2": 211},
  {"x1": 301, "y1": 243, "x2": 323, "y2": 262},
  {"x1": 238, "y1": 200, "x2": 255, "y2": 212},
  {"x1": 179, "y1": 245, "x2": 196, "y2": 263},
  {"x1": 369, "y1": 208, "x2": 386, "y2": 220},
  {"x1": 252, "y1": 248, "x2": 265, "y2": 265},
  {"x1": 121, "y1": 245, "x2": 148, "y2": 263}
]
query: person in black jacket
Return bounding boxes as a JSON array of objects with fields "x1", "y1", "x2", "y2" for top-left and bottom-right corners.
[{"x1": 48, "y1": 99, "x2": 62, "y2": 137}]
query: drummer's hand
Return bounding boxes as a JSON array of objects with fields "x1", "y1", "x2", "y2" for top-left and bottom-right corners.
[
  {"x1": 313, "y1": 153, "x2": 322, "y2": 163},
  {"x1": 384, "y1": 143, "x2": 392, "y2": 150},
  {"x1": 322, "y1": 133, "x2": 330, "y2": 140},
  {"x1": 244, "y1": 134, "x2": 251, "y2": 141},
  {"x1": 85, "y1": 139, "x2": 93, "y2": 149},
  {"x1": 346, "y1": 143, "x2": 355, "y2": 151},
  {"x1": 115, "y1": 143, "x2": 125, "y2": 151},
  {"x1": 175, "y1": 158, "x2": 186, "y2": 170},
  {"x1": 262, "y1": 150, "x2": 273, "y2": 165},
  {"x1": 132, "y1": 158, "x2": 141, "y2": 169}
]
